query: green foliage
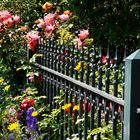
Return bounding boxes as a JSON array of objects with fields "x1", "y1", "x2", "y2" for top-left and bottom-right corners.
[
  {"x1": 87, "y1": 124, "x2": 118, "y2": 140},
  {"x1": 61, "y1": 0, "x2": 140, "y2": 48}
]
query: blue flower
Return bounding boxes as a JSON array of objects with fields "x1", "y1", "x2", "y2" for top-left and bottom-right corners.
[{"x1": 26, "y1": 107, "x2": 39, "y2": 139}]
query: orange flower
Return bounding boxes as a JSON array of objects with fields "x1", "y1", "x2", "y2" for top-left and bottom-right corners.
[
  {"x1": 42, "y1": 2, "x2": 53, "y2": 11},
  {"x1": 34, "y1": 19, "x2": 40, "y2": 24},
  {"x1": 63, "y1": 10, "x2": 72, "y2": 16},
  {"x1": 20, "y1": 26, "x2": 28, "y2": 31}
]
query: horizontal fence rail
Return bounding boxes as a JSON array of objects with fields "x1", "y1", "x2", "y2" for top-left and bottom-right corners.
[{"x1": 34, "y1": 63, "x2": 124, "y2": 140}]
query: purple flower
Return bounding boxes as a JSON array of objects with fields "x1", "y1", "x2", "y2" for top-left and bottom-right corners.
[
  {"x1": 26, "y1": 107, "x2": 39, "y2": 139},
  {"x1": 9, "y1": 133, "x2": 14, "y2": 140},
  {"x1": 17, "y1": 109, "x2": 23, "y2": 117}
]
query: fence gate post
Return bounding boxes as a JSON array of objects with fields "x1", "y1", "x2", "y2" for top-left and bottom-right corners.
[{"x1": 124, "y1": 49, "x2": 140, "y2": 140}]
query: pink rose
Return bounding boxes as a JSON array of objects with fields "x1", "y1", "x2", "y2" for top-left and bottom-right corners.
[
  {"x1": 12, "y1": 15, "x2": 20, "y2": 24},
  {"x1": 44, "y1": 13, "x2": 55, "y2": 25},
  {"x1": 59, "y1": 14, "x2": 70, "y2": 22},
  {"x1": 37, "y1": 19, "x2": 45, "y2": 28},
  {"x1": 26, "y1": 31, "x2": 40, "y2": 41},
  {"x1": 0, "y1": 10, "x2": 11, "y2": 22},
  {"x1": 45, "y1": 24, "x2": 55, "y2": 31},
  {"x1": 78, "y1": 29, "x2": 89, "y2": 40},
  {"x1": 26, "y1": 31, "x2": 40, "y2": 51},
  {"x1": 3, "y1": 18, "x2": 14, "y2": 27}
]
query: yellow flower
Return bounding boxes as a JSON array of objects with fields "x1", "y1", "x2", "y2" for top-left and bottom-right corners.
[
  {"x1": 4, "y1": 85, "x2": 11, "y2": 90},
  {"x1": 75, "y1": 62, "x2": 81, "y2": 72},
  {"x1": 8, "y1": 122, "x2": 18, "y2": 131},
  {"x1": 31, "y1": 111, "x2": 38, "y2": 117},
  {"x1": 73, "y1": 105, "x2": 79, "y2": 111},
  {"x1": 62, "y1": 103, "x2": 71, "y2": 110},
  {"x1": 0, "y1": 77, "x2": 4, "y2": 83}
]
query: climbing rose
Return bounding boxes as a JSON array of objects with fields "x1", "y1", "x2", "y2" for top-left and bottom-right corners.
[
  {"x1": 26, "y1": 31, "x2": 40, "y2": 51},
  {"x1": 0, "y1": 10, "x2": 11, "y2": 22},
  {"x1": 59, "y1": 14, "x2": 70, "y2": 22},
  {"x1": 46, "y1": 24, "x2": 55, "y2": 31},
  {"x1": 3, "y1": 17, "x2": 14, "y2": 27},
  {"x1": 78, "y1": 29, "x2": 89, "y2": 40},
  {"x1": 44, "y1": 13, "x2": 55, "y2": 25},
  {"x1": 26, "y1": 31, "x2": 40, "y2": 41},
  {"x1": 12, "y1": 15, "x2": 20, "y2": 24},
  {"x1": 37, "y1": 19, "x2": 45, "y2": 28}
]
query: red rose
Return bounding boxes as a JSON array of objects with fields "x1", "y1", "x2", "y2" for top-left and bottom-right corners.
[
  {"x1": 21, "y1": 101, "x2": 28, "y2": 110},
  {"x1": 29, "y1": 99, "x2": 35, "y2": 107},
  {"x1": 21, "y1": 98, "x2": 35, "y2": 110}
]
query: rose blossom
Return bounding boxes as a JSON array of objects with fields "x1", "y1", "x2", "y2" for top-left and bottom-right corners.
[
  {"x1": 12, "y1": 15, "x2": 20, "y2": 23},
  {"x1": 0, "y1": 10, "x2": 11, "y2": 22},
  {"x1": 59, "y1": 14, "x2": 70, "y2": 22},
  {"x1": 45, "y1": 24, "x2": 55, "y2": 31},
  {"x1": 37, "y1": 19, "x2": 45, "y2": 28},
  {"x1": 3, "y1": 17, "x2": 14, "y2": 27},
  {"x1": 28, "y1": 40, "x2": 38, "y2": 51},
  {"x1": 26, "y1": 31, "x2": 40, "y2": 41},
  {"x1": 78, "y1": 29, "x2": 89, "y2": 40},
  {"x1": 44, "y1": 13, "x2": 55, "y2": 25}
]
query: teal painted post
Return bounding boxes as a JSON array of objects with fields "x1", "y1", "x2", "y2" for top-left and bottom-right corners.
[{"x1": 124, "y1": 49, "x2": 140, "y2": 140}]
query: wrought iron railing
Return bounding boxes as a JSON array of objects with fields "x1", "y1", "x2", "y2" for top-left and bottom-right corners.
[{"x1": 29, "y1": 38, "x2": 137, "y2": 139}]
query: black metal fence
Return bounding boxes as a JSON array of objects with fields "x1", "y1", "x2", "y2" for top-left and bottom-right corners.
[{"x1": 29, "y1": 38, "x2": 133, "y2": 139}]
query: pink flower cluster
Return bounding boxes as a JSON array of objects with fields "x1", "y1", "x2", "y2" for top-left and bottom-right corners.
[
  {"x1": 0, "y1": 10, "x2": 20, "y2": 32},
  {"x1": 36, "y1": 13, "x2": 70, "y2": 38},
  {"x1": 74, "y1": 29, "x2": 89, "y2": 49},
  {"x1": 3, "y1": 107, "x2": 18, "y2": 123},
  {"x1": 26, "y1": 31, "x2": 40, "y2": 51}
]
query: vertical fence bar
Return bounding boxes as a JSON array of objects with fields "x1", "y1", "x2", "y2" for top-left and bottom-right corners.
[
  {"x1": 69, "y1": 44, "x2": 74, "y2": 136},
  {"x1": 124, "y1": 49, "x2": 140, "y2": 140},
  {"x1": 104, "y1": 47, "x2": 110, "y2": 127},
  {"x1": 112, "y1": 47, "x2": 118, "y2": 137},
  {"x1": 90, "y1": 94, "x2": 95, "y2": 140},
  {"x1": 97, "y1": 46, "x2": 102, "y2": 140},
  {"x1": 80, "y1": 46, "x2": 84, "y2": 82},
  {"x1": 78, "y1": 93, "x2": 83, "y2": 139},
  {"x1": 86, "y1": 46, "x2": 90, "y2": 85},
  {"x1": 73, "y1": 44, "x2": 79, "y2": 134},
  {"x1": 91, "y1": 46, "x2": 96, "y2": 87},
  {"x1": 60, "y1": 102, "x2": 64, "y2": 140},
  {"x1": 52, "y1": 41, "x2": 57, "y2": 109},
  {"x1": 84, "y1": 94, "x2": 88, "y2": 140},
  {"x1": 121, "y1": 46, "x2": 126, "y2": 140}
]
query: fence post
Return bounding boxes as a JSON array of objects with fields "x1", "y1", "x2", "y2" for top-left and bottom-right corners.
[{"x1": 124, "y1": 49, "x2": 140, "y2": 140}]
